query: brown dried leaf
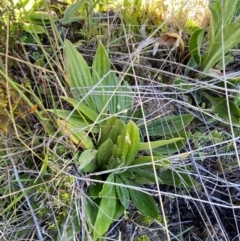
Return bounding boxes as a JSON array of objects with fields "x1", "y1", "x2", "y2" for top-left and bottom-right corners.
[{"x1": 158, "y1": 32, "x2": 185, "y2": 52}]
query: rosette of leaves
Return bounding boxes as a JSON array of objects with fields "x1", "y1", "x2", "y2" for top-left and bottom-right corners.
[
  {"x1": 50, "y1": 40, "x2": 197, "y2": 240},
  {"x1": 80, "y1": 116, "x2": 194, "y2": 241}
]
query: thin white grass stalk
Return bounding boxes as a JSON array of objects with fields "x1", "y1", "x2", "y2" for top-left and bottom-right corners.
[{"x1": 8, "y1": 156, "x2": 44, "y2": 241}]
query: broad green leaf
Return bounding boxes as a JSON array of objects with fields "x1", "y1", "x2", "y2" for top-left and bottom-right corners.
[
  {"x1": 99, "y1": 116, "x2": 117, "y2": 146},
  {"x1": 142, "y1": 114, "x2": 194, "y2": 137},
  {"x1": 133, "y1": 168, "x2": 160, "y2": 184},
  {"x1": 28, "y1": 11, "x2": 59, "y2": 23},
  {"x1": 107, "y1": 156, "x2": 122, "y2": 170},
  {"x1": 88, "y1": 180, "x2": 103, "y2": 200},
  {"x1": 92, "y1": 41, "x2": 112, "y2": 113},
  {"x1": 215, "y1": 75, "x2": 240, "y2": 89},
  {"x1": 96, "y1": 139, "x2": 113, "y2": 168},
  {"x1": 109, "y1": 119, "x2": 125, "y2": 144},
  {"x1": 64, "y1": 40, "x2": 95, "y2": 109},
  {"x1": 115, "y1": 175, "x2": 130, "y2": 209},
  {"x1": 158, "y1": 168, "x2": 199, "y2": 189},
  {"x1": 113, "y1": 201, "x2": 125, "y2": 220},
  {"x1": 215, "y1": 54, "x2": 233, "y2": 70},
  {"x1": 122, "y1": 177, "x2": 158, "y2": 218},
  {"x1": 85, "y1": 197, "x2": 101, "y2": 233},
  {"x1": 56, "y1": 119, "x2": 94, "y2": 149},
  {"x1": 94, "y1": 174, "x2": 116, "y2": 240},
  {"x1": 208, "y1": 0, "x2": 221, "y2": 43},
  {"x1": 202, "y1": 23, "x2": 240, "y2": 72},
  {"x1": 22, "y1": 23, "x2": 46, "y2": 34},
  {"x1": 92, "y1": 42, "x2": 133, "y2": 114},
  {"x1": 77, "y1": 149, "x2": 97, "y2": 172},
  {"x1": 152, "y1": 130, "x2": 189, "y2": 154},
  {"x1": 48, "y1": 109, "x2": 99, "y2": 133},
  {"x1": 61, "y1": 97, "x2": 100, "y2": 122},
  {"x1": 39, "y1": 154, "x2": 48, "y2": 176},
  {"x1": 202, "y1": 92, "x2": 240, "y2": 124},
  {"x1": 131, "y1": 156, "x2": 171, "y2": 169},
  {"x1": 62, "y1": 0, "x2": 87, "y2": 23},
  {"x1": 185, "y1": 55, "x2": 198, "y2": 75},
  {"x1": 117, "y1": 121, "x2": 140, "y2": 166},
  {"x1": 189, "y1": 28, "x2": 205, "y2": 65},
  {"x1": 112, "y1": 144, "x2": 121, "y2": 160},
  {"x1": 138, "y1": 137, "x2": 183, "y2": 151},
  {"x1": 98, "y1": 173, "x2": 115, "y2": 198},
  {"x1": 209, "y1": 0, "x2": 238, "y2": 40},
  {"x1": 174, "y1": 78, "x2": 193, "y2": 91},
  {"x1": 60, "y1": 16, "x2": 85, "y2": 25}
]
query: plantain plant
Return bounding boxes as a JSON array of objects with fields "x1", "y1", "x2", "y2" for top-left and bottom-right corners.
[
  {"x1": 51, "y1": 39, "x2": 197, "y2": 240},
  {"x1": 187, "y1": 0, "x2": 240, "y2": 73},
  {"x1": 178, "y1": 0, "x2": 240, "y2": 125}
]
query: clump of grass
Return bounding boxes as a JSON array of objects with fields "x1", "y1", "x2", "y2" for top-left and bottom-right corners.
[{"x1": 111, "y1": 0, "x2": 210, "y2": 32}]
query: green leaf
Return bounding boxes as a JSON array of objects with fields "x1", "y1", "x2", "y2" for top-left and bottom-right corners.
[
  {"x1": 96, "y1": 139, "x2": 114, "y2": 168},
  {"x1": 209, "y1": 0, "x2": 238, "y2": 41},
  {"x1": 117, "y1": 121, "x2": 140, "y2": 166},
  {"x1": 133, "y1": 168, "x2": 159, "y2": 184},
  {"x1": 202, "y1": 92, "x2": 240, "y2": 124},
  {"x1": 142, "y1": 114, "x2": 194, "y2": 137},
  {"x1": 62, "y1": 97, "x2": 100, "y2": 122},
  {"x1": 64, "y1": 40, "x2": 95, "y2": 109},
  {"x1": 152, "y1": 130, "x2": 189, "y2": 155},
  {"x1": 113, "y1": 201, "x2": 125, "y2": 220},
  {"x1": 115, "y1": 175, "x2": 130, "y2": 209},
  {"x1": 214, "y1": 75, "x2": 240, "y2": 89},
  {"x1": 61, "y1": 0, "x2": 87, "y2": 24},
  {"x1": 92, "y1": 41, "x2": 112, "y2": 113},
  {"x1": 185, "y1": 55, "x2": 198, "y2": 75},
  {"x1": 208, "y1": 0, "x2": 221, "y2": 43},
  {"x1": 158, "y1": 168, "x2": 199, "y2": 189},
  {"x1": 22, "y1": 23, "x2": 46, "y2": 34},
  {"x1": 77, "y1": 149, "x2": 97, "y2": 172},
  {"x1": 28, "y1": 11, "x2": 59, "y2": 23},
  {"x1": 92, "y1": 42, "x2": 133, "y2": 114},
  {"x1": 188, "y1": 28, "x2": 205, "y2": 65},
  {"x1": 138, "y1": 137, "x2": 183, "y2": 151},
  {"x1": 99, "y1": 116, "x2": 117, "y2": 146},
  {"x1": 94, "y1": 174, "x2": 116, "y2": 240},
  {"x1": 48, "y1": 109, "x2": 99, "y2": 133},
  {"x1": 56, "y1": 119, "x2": 94, "y2": 149},
  {"x1": 108, "y1": 119, "x2": 125, "y2": 144},
  {"x1": 85, "y1": 197, "x2": 101, "y2": 233},
  {"x1": 173, "y1": 78, "x2": 193, "y2": 91},
  {"x1": 122, "y1": 177, "x2": 158, "y2": 218},
  {"x1": 131, "y1": 156, "x2": 171, "y2": 169},
  {"x1": 107, "y1": 155, "x2": 125, "y2": 170},
  {"x1": 60, "y1": 16, "x2": 85, "y2": 25},
  {"x1": 88, "y1": 180, "x2": 103, "y2": 200},
  {"x1": 202, "y1": 23, "x2": 240, "y2": 72}
]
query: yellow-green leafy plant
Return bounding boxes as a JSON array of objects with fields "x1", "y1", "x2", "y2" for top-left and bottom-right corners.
[
  {"x1": 49, "y1": 39, "x2": 197, "y2": 240},
  {"x1": 176, "y1": 0, "x2": 240, "y2": 125},
  {"x1": 187, "y1": 0, "x2": 240, "y2": 73},
  {"x1": 59, "y1": 0, "x2": 113, "y2": 41}
]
